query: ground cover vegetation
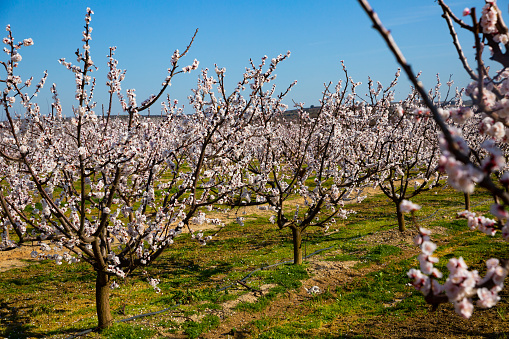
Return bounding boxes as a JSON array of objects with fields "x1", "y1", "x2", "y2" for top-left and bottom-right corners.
[
  {"x1": 1, "y1": 0, "x2": 509, "y2": 337},
  {"x1": 0, "y1": 186, "x2": 505, "y2": 338}
]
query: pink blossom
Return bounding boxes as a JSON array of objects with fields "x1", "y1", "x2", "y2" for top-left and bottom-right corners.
[
  {"x1": 432, "y1": 279, "x2": 443, "y2": 294},
  {"x1": 407, "y1": 268, "x2": 431, "y2": 295},
  {"x1": 455, "y1": 298, "x2": 474, "y2": 318},
  {"x1": 463, "y1": 8, "x2": 471, "y2": 16},
  {"x1": 11, "y1": 52, "x2": 21, "y2": 62},
  {"x1": 450, "y1": 107, "x2": 473, "y2": 123},
  {"x1": 421, "y1": 241, "x2": 437, "y2": 255},
  {"x1": 399, "y1": 199, "x2": 421, "y2": 213},
  {"x1": 413, "y1": 229, "x2": 430, "y2": 245},
  {"x1": 447, "y1": 257, "x2": 468, "y2": 273},
  {"x1": 148, "y1": 278, "x2": 161, "y2": 293},
  {"x1": 457, "y1": 209, "x2": 475, "y2": 219},
  {"x1": 431, "y1": 268, "x2": 443, "y2": 279},
  {"x1": 170, "y1": 49, "x2": 179, "y2": 66},
  {"x1": 22, "y1": 38, "x2": 33, "y2": 46},
  {"x1": 419, "y1": 254, "x2": 434, "y2": 274},
  {"x1": 477, "y1": 288, "x2": 500, "y2": 308},
  {"x1": 490, "y1": 204, "x2": 509, "y2": 220}
]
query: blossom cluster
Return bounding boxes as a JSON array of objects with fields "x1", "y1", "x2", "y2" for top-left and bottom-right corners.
[{"x1": 408, "y1": 228, "x2": 508, "y2": 318}]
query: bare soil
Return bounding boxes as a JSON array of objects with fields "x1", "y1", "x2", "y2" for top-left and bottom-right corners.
[{"x1": 0, "y1": 242, "x2": 46, "y2": 272}]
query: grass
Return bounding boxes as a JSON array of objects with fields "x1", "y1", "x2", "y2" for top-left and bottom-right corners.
[
  {"x1": 0, "y1": 184, "x2": 504, "y2": 338},
  {"x1": 181, "y1": 314, "x2": 221, "y2": 339},
  {"x1": 361, "y1": 244, "x2": 402, "y2": 264},
  {"x1": 101, "y1": 323, "x2": 157, "y2": 339}
]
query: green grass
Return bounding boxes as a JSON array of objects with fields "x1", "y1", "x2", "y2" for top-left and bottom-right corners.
[
  {"x1": 0, "y1": 183, "x2": 502, "y2": 338},
  {"x1": 263, "y1": 264, "x2": 309, "y2": 289},
  {"x1": 101, "y1": 322, "x2": 157, "y2": 339},
  {"x1": 235, "y1": 286, "x2": 286, "y2": 312},
  {"x1": 361, "y1": 244, "x2": 402, "y2": 264},
  {"x1": 182, "y1": 314, "x2": 221, "y2": 339}
]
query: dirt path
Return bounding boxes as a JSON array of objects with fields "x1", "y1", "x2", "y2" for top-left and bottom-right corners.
[
  {"x1": 0, "y1": 242, "x2": 41, "y2": 272},
  {"x1": 201, "y1": 228, "x2": 421, "y2": 338}
]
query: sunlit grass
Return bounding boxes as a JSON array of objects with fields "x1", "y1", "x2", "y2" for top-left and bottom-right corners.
[{"x1": 0, "y1": 183, "x2": 502, "y2": 338}]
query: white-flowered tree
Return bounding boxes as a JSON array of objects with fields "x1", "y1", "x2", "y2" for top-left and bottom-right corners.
[
  {"x1": 359, "y1": 0, "x2": 509, "y2": 319},
  {"x1": 0, "y1": 8, "x2": 312, "y2": 328},
  {"x1": 231, "y1": 62, "x2": 394, "y2": 264},
  {"x1": 366, "y1": 75, "x2": 451, "y2": 232},
  {"x1": 0, "y1": 8, "x2": 248, "y2": 329}
]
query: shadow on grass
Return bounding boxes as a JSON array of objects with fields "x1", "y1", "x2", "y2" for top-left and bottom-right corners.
[{"x1": 0, "y1": 300, "x2": 94, "y2": 339}]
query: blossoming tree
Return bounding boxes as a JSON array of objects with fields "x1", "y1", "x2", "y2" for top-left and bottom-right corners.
[
  {"x1": 359, "y1": 0, "x2": 509, "y2": 318},
  {"x1": 232, "y1": 63, "x2": 395, "y2": 264},
  {"x1": 367, "y1": 77, "x2": 450, "y2": 232},
  {"x1": 0, "y1": 8, "x2": 240, "y2": 329}
]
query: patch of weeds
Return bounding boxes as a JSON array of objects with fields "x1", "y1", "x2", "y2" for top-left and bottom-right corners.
[
  {"x1": 257, "y1": 317, "x2": 323, "y2": 338},
  {"x1": 263, "y1": 264, "x2": 309, "y2": 289},
  {"x1": 362, "y1": 244, "x2": 402, "y2": 263},
  {"x1": 327, "y1": 265, "x2": 414, "y2": 321},
  {"x1": 2, "y1": 323, "x2": 39, "y2": 339},
  {"x1": 196, "y1": 302, "x2": 222, "y2": 311},
  {"x1": 311, "y1": 287, "x2": 336, "y2": 303},
  {"x1": 442, "y1": 218, "x2": 467, "y2": 234},
  {"x1": 216, "y1": 289, "x2": 241, "y2": 303},
  {"x1": 340, "y1": 241, "x2": 365, "y2": 253},
  {"x1": 100, "y1": 322, "x2": 157, "y2": 339},
  {"x1": 158, "y1": 318, "x2": 180, "y2": 333},
  {"x1": 257, "y1": 329, "x2": 294, "y2": 339},
  {"x1": 69, "y1": 304, "x2": 96, "y2": 316},
  {"x1": 250, "y1": 317, "x2": 271, "y2": 330},
  {"x1": 29, "y1": 303, "x2": 55, "y2": 316},
  {"x1": 257, "y1": 319, "x2": 319, "y2": 339},
  {"x1": 497, "y1": 307, "x2": 507, "y2": 321},
  {"x1": 438, "y1": 233, "x2": 507, "y2": 269},
  {"x1": 182, "y1": 314, "x2": 220, "y2": 339},
  {"x1": 390, "y1": 293, "x2": 426, "y2": 314},
  {"x1": 155, "y1": 289, "x2": 202, "y2": 305}
]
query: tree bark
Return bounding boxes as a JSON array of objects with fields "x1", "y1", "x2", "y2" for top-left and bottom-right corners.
[
  {"x1": 464, "y1": 192, "x2": 471, "y2": 211},
  {"x1": 291, "y1": 226, "x2": 303, "y2": 265},
  {"x1": 96, "y1": 270, "x2": 113, "y2": 329},
  {"x1": 396, "y1": 204, "x2": 406, "y2": 232}
]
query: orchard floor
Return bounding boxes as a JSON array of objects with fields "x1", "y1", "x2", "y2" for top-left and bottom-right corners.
[
  {"x1": 1, "y1": 227, "x2": 509, "y2": 338},
  {"x1": 2, "y1": 187, "x2": 508, "y2": 338},
  {"x1": 198, "y1": 228, "x2": 509, "y2": 339}
]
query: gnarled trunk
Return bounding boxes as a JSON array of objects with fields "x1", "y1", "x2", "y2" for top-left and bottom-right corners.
[{"x1": 96, "y1": 270, "x2": 113, "y2": 329}]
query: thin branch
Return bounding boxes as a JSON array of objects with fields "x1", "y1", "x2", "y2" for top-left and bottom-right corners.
[
  {"x1": 438, "y1": 1, "x2": 478, "y2": 81},
  {"x1": 357, "y1": 0, "x2": 509, "y2": 208}
]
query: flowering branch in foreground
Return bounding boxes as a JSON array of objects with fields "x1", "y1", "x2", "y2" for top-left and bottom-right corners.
[{"x1": 359, "y1": 0, "x2": 509, "y2": 318}]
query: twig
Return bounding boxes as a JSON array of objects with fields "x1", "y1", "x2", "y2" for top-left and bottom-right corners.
[
  {"x1": 357, "y1": 0, "x2": 509, "y2": 207},
  {"x1": 437, "y1": 0, "x2": 477, "y2": 80}
]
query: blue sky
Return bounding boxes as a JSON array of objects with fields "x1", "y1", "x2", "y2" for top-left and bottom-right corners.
[{"x1": 2, "y1": 0, "x2": 504, "y2": 116}]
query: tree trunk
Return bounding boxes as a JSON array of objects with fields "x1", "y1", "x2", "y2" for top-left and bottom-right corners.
[
  {"x1": 464, "y1": 192, "x2": 471, "y2": 211},
  {"x1": 96, "y1": 270, "x2": 113, "y2": 329},
  {"x1": 396, "y1": 204, "x2": 406, "y2": 232},
  {"x1": 291, "y1": 226, "x2": 303, "y2": 265}
]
